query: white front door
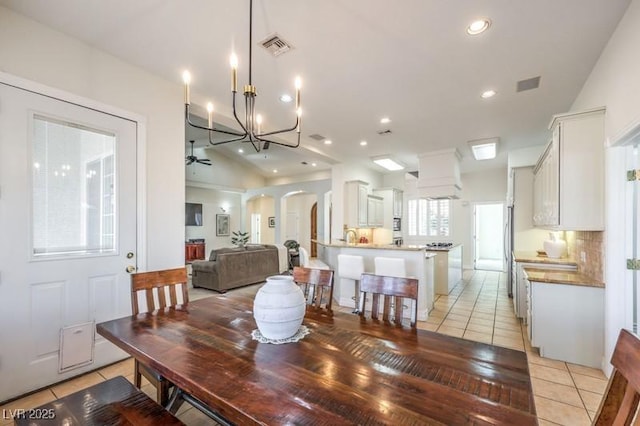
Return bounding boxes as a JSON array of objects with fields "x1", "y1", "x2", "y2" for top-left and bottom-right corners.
[{"x1": 0, "y1": 80, "x2": 138, "y2": 401}]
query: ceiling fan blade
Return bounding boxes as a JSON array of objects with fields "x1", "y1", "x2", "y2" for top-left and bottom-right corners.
[{"x1": 186, "y1": 158, "x2": 195, "y2": 165}]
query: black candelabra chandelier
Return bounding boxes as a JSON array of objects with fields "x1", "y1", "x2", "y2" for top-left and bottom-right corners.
[{"x1": 182, "y1": 0, "x2": 302, "y2": 153}]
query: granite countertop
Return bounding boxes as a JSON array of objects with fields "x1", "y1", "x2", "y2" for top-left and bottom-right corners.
[
  {"x1": 424, "y1": 243, "x2": 462, "y2": 252},
  {"x1": 312, "y1": 240, "x2": 426, "y2": 251},
  {"x1": 523, "y1": 267, "x2": 604, "y2": 288},
  {"x1": 513, "y1": 251, "x2": 578, "y2": 266}
]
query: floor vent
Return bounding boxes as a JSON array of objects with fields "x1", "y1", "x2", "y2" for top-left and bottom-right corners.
[
  {"x1": 517, "y1": 76, "x2": 541, "y2": 92},
  {"x1": 260, "y1": 33, "x2": 293, "y2": 57}
]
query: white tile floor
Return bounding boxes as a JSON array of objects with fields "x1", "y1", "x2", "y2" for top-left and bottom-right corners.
[
  {"x1": 422, "y1": 269, "x2": 608, "y2": 425},
  {"x1": 1, "y1": 268, "x2": 609, "y2": 426}
]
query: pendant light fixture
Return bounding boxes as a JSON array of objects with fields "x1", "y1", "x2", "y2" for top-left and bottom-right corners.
[{"x1": 182, "y1": 0, "x2": 302, "y2": 153}]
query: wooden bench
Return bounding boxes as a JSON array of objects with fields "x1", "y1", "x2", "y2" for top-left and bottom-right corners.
[{"x1": 13, "y1": 376, "x2": 184, "y2": 425}]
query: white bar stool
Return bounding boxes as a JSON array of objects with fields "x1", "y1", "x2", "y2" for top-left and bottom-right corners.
[
  {"x1": 337, "y1": 254, "x2": 365, "y2": 313},
  {"x1": 374, "y1": 257, "x2": 407, "y2": 278},
  {"x1": 298, "y1": 247, "x2": 310, "y2": 267}
]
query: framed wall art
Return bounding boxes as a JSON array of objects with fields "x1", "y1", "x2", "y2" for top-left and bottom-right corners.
[{"x1": 216, "y1": 214, "x2": 230, "y2": 236}]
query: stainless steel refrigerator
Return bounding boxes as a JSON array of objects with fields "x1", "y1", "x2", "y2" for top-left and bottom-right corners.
[{"x1": 505, "y1": 166, "x2": 548, "y2": 297}]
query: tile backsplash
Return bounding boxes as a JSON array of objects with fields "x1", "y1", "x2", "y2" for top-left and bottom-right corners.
[{"x1": 566, "y1": 231, "x2": 604, "y2": 282}]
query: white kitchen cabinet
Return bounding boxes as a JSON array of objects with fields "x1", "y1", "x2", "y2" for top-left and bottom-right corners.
[
  {"x1": 344, "y1": 180, "x2": 369, "y2": 228},
  {"x1": 533, "y1": 107, "x2": 605, "y2": 230},
  {"x1": 366, "y1": 195, "x2": 383, "y2": 227},
  {"x1": 513, "y1": 261, "x2": 576, "y2": 321},
  {"x1": 527, "y1": 279, "x2": 604, "y2": 368},
  {"x1": 373, "y1": 188, "x2": 403, "y2": 232}
]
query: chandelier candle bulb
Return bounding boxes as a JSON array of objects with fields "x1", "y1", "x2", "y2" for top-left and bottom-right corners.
[
  {"x1": 207, "y1": 103, "x2": 214, "y2": 128},
  {"x1": 182, "y1": 71, "x2": 191, "y2": 105},
  {"x1": 256, "y1": 114, "x2": 263, "y2": 134},
  {"x1": 230, "y1": 54, "x2": 238, "y2": 92},
  {"x1": 295, "y1": 77, "x2": 302, "y2": 109}
]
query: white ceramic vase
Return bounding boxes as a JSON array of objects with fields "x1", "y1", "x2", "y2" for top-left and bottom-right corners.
[
  {"x1": 543, "y1": 232, "x2": 567, "y2": 259},
  {"x1": 253, "y1": 275, "x2": 306, "y2": 340}
]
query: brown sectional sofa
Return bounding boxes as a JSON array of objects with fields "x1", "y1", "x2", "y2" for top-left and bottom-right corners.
[{"x1": 191, "y1": 245, "x2": 280, "y2": 292}]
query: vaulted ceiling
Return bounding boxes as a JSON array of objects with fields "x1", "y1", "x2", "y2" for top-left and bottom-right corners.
[{"x1": 1, "y1": 0, "x2": 631, "y2": 177}]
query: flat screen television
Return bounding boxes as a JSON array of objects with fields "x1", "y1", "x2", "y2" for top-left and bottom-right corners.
[{"x1": 185, "y1": 203, "x2": 203, "y2": 226}]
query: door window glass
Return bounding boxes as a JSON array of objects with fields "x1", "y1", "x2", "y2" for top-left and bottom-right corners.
[{"x1": 32, "y1": 114, "x2": 116, "y2": 256}]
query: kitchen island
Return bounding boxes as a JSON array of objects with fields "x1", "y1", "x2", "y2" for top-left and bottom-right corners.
[
  {"x1": 425, "y1": 244, "x2": 463, "y2": 295},
  {"x1": 314, "y1": 241, "x2": 436, "y2": 320}
]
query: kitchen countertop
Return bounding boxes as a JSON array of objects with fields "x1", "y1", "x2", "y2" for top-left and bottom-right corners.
[
  {"x1": 313, "y1": 240, "x2": 436, "y2": 254},
  {"x1": 523, "y1": 267, "x2": 604, "y2": 288},
  {"x1": 513, "y1": 251, "x2": 578, "y2": 266},
  {"x1": 424, "y1": 243, "x2": 462, "y2": 252}
]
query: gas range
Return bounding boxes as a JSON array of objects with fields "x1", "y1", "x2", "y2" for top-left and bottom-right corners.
[{"x1": 424, "y1": 242, "x2": 454, "y2": 251}]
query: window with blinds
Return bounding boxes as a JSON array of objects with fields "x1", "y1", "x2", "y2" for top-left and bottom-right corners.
[{"x1": 407, "y1": 198, "x2": 451, "y2": 237}]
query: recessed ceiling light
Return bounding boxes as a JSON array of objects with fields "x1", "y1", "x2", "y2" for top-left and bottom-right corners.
[
  {"x1": 380, "y1": 117, "x2": 391, "y2": 124},
  {"x1": 273, "y1": 169, "x2": 278, "y2": 173},
  {"x1": 238, "y1": 148, "x2": 244, "y2": 153},
  {"x1": 372, "y1": 155, "x2": 405, "y2": 171},
  {"x1": 481, "y1": 89, "x2": 497, "y2": 99},
  {"x1": 360, "y1": 141, "x2": 368, "y2": 146},
  {"x1": 280, "y1": 94, "x2": 293, "y2": 103},
  {"x1": 324, "y1": 139, "x2": 332, "y2": 145},
  {"x1": 311, "y1": 162, "x2": 317, "y2": 167},
  {"x1": 467, "y1": 18, "x2": 491, "y2": 35}
]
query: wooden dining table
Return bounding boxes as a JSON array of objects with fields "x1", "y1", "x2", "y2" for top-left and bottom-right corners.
[{"x1": 96, "y1": 293, "x2": 537, "y2": 425}]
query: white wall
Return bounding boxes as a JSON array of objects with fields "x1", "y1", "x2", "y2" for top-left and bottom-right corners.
[
  {"x1": 568, "y1": 0, "x2": 640, "y2": 375},
  {"x1": 382, "y1": 171, "x2": 407, "y2": 189},
  {"x1": 242, "y1": 179, "x2": 331, "y2": 245},
  {"x1": 454, "y1": 168, "x2": 508, "y2": 269},
  {"x1": 284, "y1": 193, "x2": 318, "y2": 253},
  {"x1": 185, "y1": 186, "x2": 242, "y2": 254},
  {"x1": 0, "y1": 7, "x2": 183, "y2": 269},
  {"x1": 267, "y1": 169, "x2": 331, "y2": 186},
  {"x1": 187, "y1": 146, "x2": 265, "y2": 190},
  {"x1": 246, "y1": 196, "x2": 276, "y2": 244}
]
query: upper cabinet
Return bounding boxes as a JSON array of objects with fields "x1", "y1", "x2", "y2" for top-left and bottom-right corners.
[
  {"x1": 367, "y1": 195, "x2": 384, "y2": 227},
  {"x1": 373, "y1": 188, "x2": 403, "y2": 230},
  {"x1": 533, "y1": 107, "x2": 605, "y2": 230},
  {"x1": 344, "y1": 180, "x2": 369, "y2": 228}
]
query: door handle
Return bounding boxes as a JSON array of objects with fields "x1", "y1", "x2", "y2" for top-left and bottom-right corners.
[{"x1": 126, "y1": 265, "x2": 136, "y2": 273}]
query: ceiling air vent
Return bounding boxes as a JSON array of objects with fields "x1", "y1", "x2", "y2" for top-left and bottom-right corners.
[
  {"x1": 517, "y1": 76, "x2": 541, "y2": 92},
  {"x1": 308, "y1": 134, "x2": 325, "y2": 141},
  {"x1": 260, "y1": 33, "x2": 293, "y2": 57},
  {"x1": 377, "y1": 129, "x2": 392, "y2": 135}
]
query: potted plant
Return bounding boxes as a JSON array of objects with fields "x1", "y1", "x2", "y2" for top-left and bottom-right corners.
[{"x1": 231, "y1": 230, "x2": 250, "y2": 248}]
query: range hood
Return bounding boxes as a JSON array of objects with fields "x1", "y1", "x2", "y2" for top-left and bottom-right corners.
[{"x1": 417, "y1": 149, "x2": 462, "y2": 199}]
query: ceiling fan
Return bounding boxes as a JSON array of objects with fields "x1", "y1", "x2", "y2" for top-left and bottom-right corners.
[{"x1": 186, "y1": 140, "x2": 212, "y2": 166}]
